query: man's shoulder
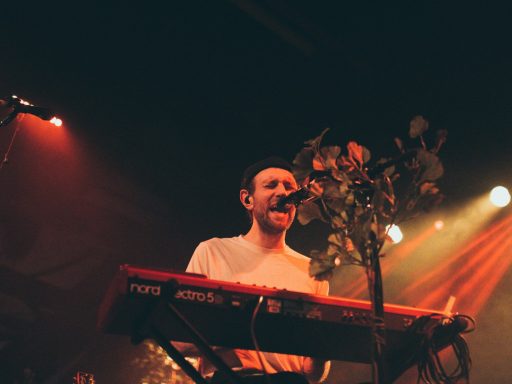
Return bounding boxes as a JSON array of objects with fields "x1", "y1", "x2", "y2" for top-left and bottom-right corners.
[
  {"x1": 188, "y1": 237, "x2": 241, "y2": 274},
  {"x1": 284, "y1": 245, "x2": 311, "y2": 262},
  {"x1": 198, "y1": 236, "x2": 240, "y2": 248},
  {"x1": 194, "y1": 236, "x2": 245, "y2": 256}
]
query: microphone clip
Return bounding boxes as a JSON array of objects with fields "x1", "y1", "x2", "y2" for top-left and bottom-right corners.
[{"x1": 275, "y1": 187, "x2": 312, "y2": 211}]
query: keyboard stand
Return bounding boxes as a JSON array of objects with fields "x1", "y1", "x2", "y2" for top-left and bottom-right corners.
[{"x1": 131, "y1": 280, "x2": 243, "y2": 384}]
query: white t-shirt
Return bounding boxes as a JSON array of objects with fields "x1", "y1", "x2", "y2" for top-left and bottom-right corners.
[{"x1": 186, "y1": 235, "x2": 329, "y2": 375}]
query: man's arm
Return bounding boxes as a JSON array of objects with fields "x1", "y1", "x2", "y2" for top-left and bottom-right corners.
[
  {"x1": 303, "y1": 358, "x2": 330, "y2": 383},
  {"x1": 171, "y1": 341, "x2": 201, "y2": 357}
]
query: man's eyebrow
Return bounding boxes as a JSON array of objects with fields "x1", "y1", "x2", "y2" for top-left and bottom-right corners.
[{"x1": 259, "y1": 177, "x2": 295, "y2": 185}]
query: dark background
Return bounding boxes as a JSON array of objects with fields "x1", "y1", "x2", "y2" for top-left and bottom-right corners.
[{"x1": 1, "y1": 1, "x2": 511, "y2": 383}]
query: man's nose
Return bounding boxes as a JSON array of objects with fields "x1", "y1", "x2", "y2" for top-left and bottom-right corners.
[{"x1": 275, "y1": 183, "x2": 288, "y2": 196}]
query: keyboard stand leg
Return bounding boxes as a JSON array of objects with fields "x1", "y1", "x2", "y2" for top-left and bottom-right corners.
[
  {"x1": 162, "y1": 299, "x2": 243, "y2": 384},
  {"x1": 132, "y1": 293, "x2": 243, "y2": 384},
  {"x1": 149, "y1": 324, "x2": 209, "y2": 384}
]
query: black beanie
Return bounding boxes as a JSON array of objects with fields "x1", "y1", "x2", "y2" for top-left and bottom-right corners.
[{"x1": 240, "y1": 156, "x2": 293, "y2": 190}]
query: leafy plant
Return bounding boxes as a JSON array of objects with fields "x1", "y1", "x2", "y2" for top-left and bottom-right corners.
[{"x1": 292, "y1": 116, "x2": 446, "y2": 281}]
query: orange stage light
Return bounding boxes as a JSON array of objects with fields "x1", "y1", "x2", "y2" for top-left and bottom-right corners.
[
  {"x1": 398, "y1": 213, "x2": 512, "y2": 315},
  {"x1": 340, "y1": 225, "x2": 437, "y2": 298},
  {"x1": 397, "y1": 213, "x2": 512, "y2": 303},
  {"x1": 416, "y1": 226, "x2": 512, "y2": 310}
]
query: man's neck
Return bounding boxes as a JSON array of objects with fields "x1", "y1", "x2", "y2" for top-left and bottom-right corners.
[{"x1": 243, "y1": 225, "x2": 287, "y2": 250}]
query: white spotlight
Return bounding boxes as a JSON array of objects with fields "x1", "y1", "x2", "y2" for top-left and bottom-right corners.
[
  {"x1": 49, "y1": 116, "x2": 63, "y2": 127},
  {"x1": 386, "y1": 224, "x2": 403, "y2": 244},
  {"x1": 489, "y1": 186, "x2": 511, "y2": 208},
  {"x1": 434, "y1": 220, "x2": 444, "y2": 231}
]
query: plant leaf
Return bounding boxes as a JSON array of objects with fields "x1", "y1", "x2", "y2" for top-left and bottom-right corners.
[
  {"x1": 309, "y1": 249, "x2": 337, "y2": 281},
  {"x1": 322, "y1": 179, "x2": 347, "y2": 200},
  {"x1": 320, "y1": 146, "x2": 342, "y2": 169},
  {"x1": 328, "y1": 232, "x2": 343, "y2": 246},
  {"x1": 297, "y1": 201, "x2": 325, "y2": 225},
  {"x1": 331, "y1": 215, "x2": 346, "y2": 229},
  {"x1": 416, "y1": 149, "x2": 444, "y2": 182},
  {"x1": 292, "y1": 148, "x2": 314, "y2": 183},
  {"x1": 362, "y1": 146, "x2": 372, "y2": 164},
  {"x1": 346, "y1": 141, "x2": 364, "y2": 167},
  {"x1": 305, "y1": 128, "x2": 330, "y2": 152},
  {"x1": 394, "y1": 137, "x2": 405, "y2": 153},
  {"x1": 419, "y1": 181, "x2": 437, "y2": 195},
  {"x1": 432, "y1": 129, "x2": 448, "y2": 154},
  {"x1": 312, "y1": 153, "x2": 326, "y2": 170},
  {"x1": 325, "y1": 198, "x2": 347, "y2": 214},
  {"x1": 331, "y1": 168, "x2": 351, "y2": 184},
  {"x1": 376, "y1": 157, "x2": 396, "y2": 177},
  {"x1": 409, "y1": 115, "x2": 429, "y2": 138}
]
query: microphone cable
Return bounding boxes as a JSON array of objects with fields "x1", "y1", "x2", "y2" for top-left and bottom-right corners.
[{"x1": 0, "y1": 114, "x2": 24, "y2": 171}]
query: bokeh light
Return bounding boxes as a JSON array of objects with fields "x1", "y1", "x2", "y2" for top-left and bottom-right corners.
[
  {"x1": 386, "y1": 224, "x2": 403, "y2": 244},
  {"x1": 489, "y1": 186, "x2": 511, "y2": 207},
  {"x1": 50, "y1": 116, "x2": 63, "y2": 127},
  {"x1": 434, "y1": 220, "x2": 444, "y2": 230}
]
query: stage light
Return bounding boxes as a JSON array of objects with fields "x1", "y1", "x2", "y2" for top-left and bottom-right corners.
[
  {"x1": 49, "y1": 117, "x2": 63, "y2": 127},
  {"x1": 434, "y1": 220, "x2": 444, "y2": 230},
  {"x1": 489, "y1": 186, "x2": 511, "y2": 207},
  {"x1": 12, "y1": 95, "x2": 31, "y2": 105},
  {"x1": 386, "y1": 224, "x2": 403, "y2": 244}
]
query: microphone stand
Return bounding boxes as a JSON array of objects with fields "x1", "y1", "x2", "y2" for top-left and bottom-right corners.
[
  {"x1": 365, "y1": 152, "x2": 418, "y2": 382},
  {"x1": 0, "y1": 111, "x2": 22, "y2": 171},
  {"x1": 0, "y1": 111, "x2": 18, "y2": 128},
  {"x1": 367, "y1": 230, "x2": 387, "y2": 384},
  {"x1": 355, "y1": 152, "x2": 418, "y2": 383},
  {"x1": 294, "y1": 179, "x2": 389, "y2": 383},
  {"x1": 1, "y1": 95, "x2": 54, "y2": 128},
  {"x1": 350, "y1": 183, "x2": 389, "y2": 384},
  {"x1": 302, "y1": 161, "x2": 417, "y2": 383}
]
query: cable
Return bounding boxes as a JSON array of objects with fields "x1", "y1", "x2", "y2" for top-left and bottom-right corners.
[
  {"x1": 250, "y1": 295, "x2": 272, "y2": 384},
  {"x1": 0, "y1": 115, "x2": 23, "y2": 172},
  {"x1": 414, "y1": 314, "x2": 473, "y2": 383},
  {"x1": 455, "y1": 314, "x2": 476, "y2": 334}
]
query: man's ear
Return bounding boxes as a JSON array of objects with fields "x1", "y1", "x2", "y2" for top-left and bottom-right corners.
[{"x1": 240, "y1": 189, "x2": 253, "y2": 208}]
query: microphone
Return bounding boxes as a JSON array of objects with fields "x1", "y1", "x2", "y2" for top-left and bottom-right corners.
[
  {"x1": 7, "y1": 95, "x2": 53, "y2": 121},
  {"x1": 276, "y1": 187, "x2": 311, "y2": 210}
]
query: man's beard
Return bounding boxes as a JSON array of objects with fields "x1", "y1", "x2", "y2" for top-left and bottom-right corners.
[{"x1": 253, "y1": 207, "x2": 294, "y2": 235}]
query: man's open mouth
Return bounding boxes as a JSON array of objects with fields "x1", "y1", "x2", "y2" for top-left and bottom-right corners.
[{"x1": 270, "y1": 204, "x2": 289, "y2": 213}]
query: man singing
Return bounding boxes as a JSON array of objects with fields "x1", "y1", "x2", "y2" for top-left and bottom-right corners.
[{"x1": 186, "y1": 157, "x2": 330, "y2": 384}]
